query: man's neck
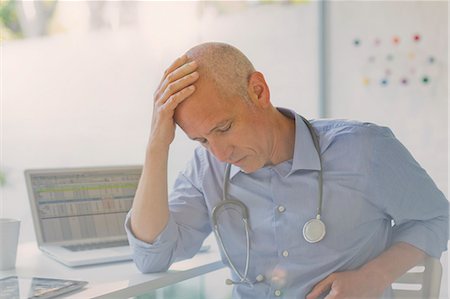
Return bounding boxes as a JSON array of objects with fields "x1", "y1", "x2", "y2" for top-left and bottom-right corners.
[{"x1": 267, "y1": 108, "x2": 296, "y2": 165}]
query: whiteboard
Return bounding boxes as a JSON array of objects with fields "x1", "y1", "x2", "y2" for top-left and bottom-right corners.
[{"x1": 327, "y1": 1, "x2": 448, "y2": 197}]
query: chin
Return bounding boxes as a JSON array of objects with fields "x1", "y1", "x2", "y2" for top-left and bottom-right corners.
[{"x1": 238, "y1": 161, "x2": 264, "y2": 174}]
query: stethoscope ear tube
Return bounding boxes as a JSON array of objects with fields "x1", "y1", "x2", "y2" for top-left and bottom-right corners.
[
  {"x1": 212, "y1": 163, "x2": 252, "y2": 285},
  {"x1": 212, "y1": 207, "x2": 251, "y2": 285},
  {"x1": 211, "y1": 199, "x2": 250, "y2": 227}
]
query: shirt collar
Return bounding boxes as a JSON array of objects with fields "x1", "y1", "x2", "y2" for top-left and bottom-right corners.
[
  {"x1": 230, "y1": 108, "x2": 321, "y2": 179},
  {"x1": 289, "y1": 109, "x2": 321, "y2": 173}
]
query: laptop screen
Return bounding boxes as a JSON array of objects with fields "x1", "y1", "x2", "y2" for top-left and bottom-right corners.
[{"x1": 25, "y1": 166, "x2": 142, "y2": 243}]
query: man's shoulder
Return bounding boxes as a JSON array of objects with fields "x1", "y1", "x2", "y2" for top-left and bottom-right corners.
[
  {"x1": 308, "y1": 118, "x2": 396, "y2": 155},
  {"x1": 310, "y1": 118, "x2": 394, "y2": 139}
]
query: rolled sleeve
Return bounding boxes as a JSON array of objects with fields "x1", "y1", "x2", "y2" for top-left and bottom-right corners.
[
  {"x1": 391, "y1": 218, "x2": 448, "y2": 258},
  {"x1": 367, "y1": 127, "x2": 449, "y2": 258},
  {"x1": 125, "y1": 210, "x2": 178, "y2": 273},
  {"x1": 124, "y1": 147, "x2": 212, "y2": 273}
]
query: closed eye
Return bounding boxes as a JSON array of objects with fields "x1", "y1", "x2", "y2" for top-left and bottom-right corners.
[
  {"x1": 191, "y1": 121, "x2": 232, "y2": 144},
  {"x1": 218, "y1": 122, "x2": 232, "y2": 133}
]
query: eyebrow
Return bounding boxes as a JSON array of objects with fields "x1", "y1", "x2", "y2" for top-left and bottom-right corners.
[{"x1": 190, "y1": 119, "x2": 231, "y2": 141}]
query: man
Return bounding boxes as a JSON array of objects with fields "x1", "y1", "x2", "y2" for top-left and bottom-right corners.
[{"x1": 125, "y1": 42, "x2": 448, "y2": 298}]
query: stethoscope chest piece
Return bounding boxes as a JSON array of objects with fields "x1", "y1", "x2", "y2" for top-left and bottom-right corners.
[{"x1": 302, "y1": 217, "x2": 326, "y2": 243}]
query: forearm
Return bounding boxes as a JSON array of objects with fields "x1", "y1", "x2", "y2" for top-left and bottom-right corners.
[
  {"x1": 360, "y1": 242, "x2": 426, "y2": 291},
  {"x1": 130, "y1": 143, "x2": 170, "y2": 243},
  {"x1": 129, "y1": 54, "x2": 198, "y2": 244}
]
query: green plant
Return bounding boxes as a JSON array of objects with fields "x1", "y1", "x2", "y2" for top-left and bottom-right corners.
[
  {"x1": 0, "y1": 170, "x2": 6, "y2": 187},
  {"x1": 0, "y1": 0, "x2": 22, "y2": 38},
  {"x1": 0, "y1": 0, "x2": 58, "y2": 40}
]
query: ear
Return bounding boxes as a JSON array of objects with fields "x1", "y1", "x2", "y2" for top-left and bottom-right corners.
[{"x1": 247, "y1": 72, "x2": 270, "y2": 108}]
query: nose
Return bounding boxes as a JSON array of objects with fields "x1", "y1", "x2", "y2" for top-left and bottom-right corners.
[{"x1": 207, "y1": 138, "x2": 233, "y2": 163}]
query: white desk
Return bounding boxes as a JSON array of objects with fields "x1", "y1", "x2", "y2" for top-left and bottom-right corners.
[{"x1": 0, "y1": 238, "x2": 225, "y2": 298}]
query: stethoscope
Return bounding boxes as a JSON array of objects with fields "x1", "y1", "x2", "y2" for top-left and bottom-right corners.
[{"x1": 211, "y1": 116, "x2": 326, "y2": 286}]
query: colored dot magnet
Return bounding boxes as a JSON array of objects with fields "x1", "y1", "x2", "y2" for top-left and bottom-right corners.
[
  {"x1": 353, "y1": 38, "x2": 361, "y2": 46},
  {"x1": 400, "y1": 78, "x2": 408, "y2": 85},
  {"x1": 392, "y1": 36, "x2": 400, "y2": 45},
  {"x1": 413, "y1": 34, "x2": 421, "y2": 42},
  {"x1": 422, "y1": 76, "x2": 430, "y2": 84},
  {"x1": 380, "y1": 78, "x2": 388, "y2": 86},
  {"x1": 429, "y1": 56, "x2": 435, "y2": 64},
  {"x1": 362, "y1": 77, "x2": 370, "y2": 86}
]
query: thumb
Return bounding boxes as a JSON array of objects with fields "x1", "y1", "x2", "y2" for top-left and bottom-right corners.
[{"x1": 306, "y1": 275, "x2": 334, "y2": 299}]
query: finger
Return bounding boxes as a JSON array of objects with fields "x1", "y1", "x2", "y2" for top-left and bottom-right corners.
[
  {"x1": 323, "y1": 288, "x2": 338, "y2": 299},
  {"x1": 157, "y1": 60, "x2": 198, "y2": 98},
  {"x1": 161, "y1": 85, "x2": 196, "y2": 111},
  {"x1": 157, "y1": 71, "x2": 199, "y2": 105},
  {"x1": 157, "y1": 54, "x2": 188, "y2": 88},
  {"x1": 306, "y1": 276, "x2": 334, "y2": 299}
]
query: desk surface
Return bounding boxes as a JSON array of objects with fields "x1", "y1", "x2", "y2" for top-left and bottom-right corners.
[{"x1": 0, "y1": 237, "x2": 224, "y2": 298}]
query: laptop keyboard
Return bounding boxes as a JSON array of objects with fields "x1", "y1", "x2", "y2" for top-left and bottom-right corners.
[{"x1": 63, "y1": 239, "x2": 129, "y2": 252}]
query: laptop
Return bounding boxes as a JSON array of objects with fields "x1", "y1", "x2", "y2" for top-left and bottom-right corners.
[{"x1": 24, "y1": 165, "x2": 142, "y2": 267}]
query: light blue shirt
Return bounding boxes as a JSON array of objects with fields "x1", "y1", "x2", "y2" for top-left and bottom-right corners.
[{"x1": 125, "y1": 109, "x2": 448, "y2": 298}]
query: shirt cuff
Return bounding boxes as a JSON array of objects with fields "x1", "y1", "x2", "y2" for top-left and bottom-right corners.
[
  {"x1": 391, "y1": 220, "x2": 448, "y2": 258},
  {"x1": 124, "y1": 209, "x2": 178, "y2": 255}
]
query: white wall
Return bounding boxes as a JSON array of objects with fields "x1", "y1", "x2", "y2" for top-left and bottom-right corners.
[
  {"x1": 198, "y1": 2, "x2": 319, "y2": 117},
  {"x1": 2, "y1": 31, "x2": 154, "y2": 241}
]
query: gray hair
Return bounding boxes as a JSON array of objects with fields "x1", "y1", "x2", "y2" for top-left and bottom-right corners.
[{"x1": 186, "y1": 42, "x2": 256, "y2": 101}]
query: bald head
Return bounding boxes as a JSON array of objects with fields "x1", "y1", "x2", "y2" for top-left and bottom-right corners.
[{"x1": 186, "y1": 42, "x2": 256, "y2": 101}]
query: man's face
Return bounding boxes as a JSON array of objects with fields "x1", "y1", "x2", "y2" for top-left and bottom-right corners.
[{"x1": 174, "y1": 79, "x2": 271, "y2": 173}]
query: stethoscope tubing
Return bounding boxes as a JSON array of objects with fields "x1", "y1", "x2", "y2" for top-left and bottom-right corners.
[
  {"x1": 301, "y1": 116, "x2": 324, "y2": 218},
  {"x1": 212, "y1": 164, "x2": 251, "y2": 285},
  {"x1": 212, "y1": 116, "x2": 325, "y2": 286}
]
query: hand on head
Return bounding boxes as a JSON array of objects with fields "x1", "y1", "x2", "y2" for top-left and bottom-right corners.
[{"x1": 150, "y1": 55, "x2": 199, "y2": 148}]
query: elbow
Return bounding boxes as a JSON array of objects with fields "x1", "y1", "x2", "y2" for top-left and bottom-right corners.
[
  {"x1": 132, "y1": 253, "x2": 173, "y2": 274},
  {"x1": 135, "y1": 262, "x2": 170, "y2": 274},
  {"x1": 136, "y1": 264, "x2": 169, "y2": 274}
]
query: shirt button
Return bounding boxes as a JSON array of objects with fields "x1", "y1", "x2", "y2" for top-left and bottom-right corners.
[
  {"x1": 282, "y1": 250, "x2": 289, "y2": 257},
  {"x1": 277, "y1": 205, "x2": 286, "y2": 213},
  {"x1": 274, "y1": 289, "x2": 282, "y2": 297}
]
